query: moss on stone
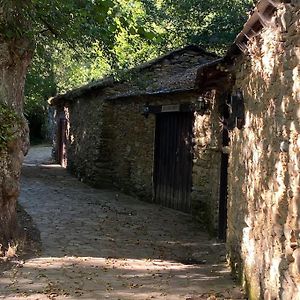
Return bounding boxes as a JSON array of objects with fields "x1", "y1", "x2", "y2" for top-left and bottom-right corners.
[{"x1": 0, "y1": 104, "x2": 20, "y2": 151}]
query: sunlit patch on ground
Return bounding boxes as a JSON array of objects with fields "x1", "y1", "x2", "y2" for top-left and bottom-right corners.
[
  {"x1": 0, "y1": 146, "x2": 245, "y2": 299},
  {"x1": 0, "y1": 256, "x2": 243, "y2": 300}
]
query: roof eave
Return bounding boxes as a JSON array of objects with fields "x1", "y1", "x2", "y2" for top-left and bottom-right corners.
[{"x1": 226, "y1": 0, "x2": 278, "y2": 59}]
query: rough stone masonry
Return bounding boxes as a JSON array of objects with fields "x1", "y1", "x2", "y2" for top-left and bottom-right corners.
[
  {"x1": 227, "y1": 1, "x2": 300, "y2": 299},
  {"x1": 51, "y1": 47, "x2": 224, "y2": 234}
]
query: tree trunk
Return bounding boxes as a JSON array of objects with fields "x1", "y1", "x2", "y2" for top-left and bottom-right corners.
[{"x1": 0, "y1": 37, "x2": 32, "y2": 248}]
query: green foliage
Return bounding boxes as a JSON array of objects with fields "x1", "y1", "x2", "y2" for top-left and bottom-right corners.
[
  {"x1": 51, "y1": 43, "x2": 112, "y2": 93},
  {"x1": 24, "y1": 0, "x2": 163, "y2": 121},
  {"x1": 20, "y1": 0, "x2": 254, "y2": 137},
  {"x1": 12, "y1": 0, "x2": 160, "y2": 139},
  {"x1": 0, "y1": 0, "x2": 116, "y2": 47},
  {"x1": 108, "y1": 3, "x2": 162, "y2": 72},
  {"x1": 142, "y1": 0, "x2": 254, "y2": 54},
  {"x1": 0, "y1": 104, "x2": 20, "y2": 150},
  {"x1": 24, "y1": 43, "x2": 55, "y2": 138}
]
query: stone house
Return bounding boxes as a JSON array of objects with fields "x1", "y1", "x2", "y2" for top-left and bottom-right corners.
[
  {"x1": 198, "y1": 0, "x2": 300, "y2": 298},
  {"x1": 50, "y1": 45, "x2": 229, "y2": 237}
]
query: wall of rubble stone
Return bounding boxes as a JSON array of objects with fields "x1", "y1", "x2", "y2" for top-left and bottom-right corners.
[
  {"x1": 57, "y1": 91, "x2": 223, "y2": 232},
  {"x1": 191, "y1": 95, "x2": 222, "y2": 234},
  {"x1": 227, "y1": 2, "x2": 300, "y2": 299},
  {"x1": 108, "y1": 93, "x2": 222, "y2": 233},
  {"x1": 56, "y1": 95, "x2": 114, "y2": 188},
  {"x1": 107, "y1": 97, "x2": 155, "y2": 200}
]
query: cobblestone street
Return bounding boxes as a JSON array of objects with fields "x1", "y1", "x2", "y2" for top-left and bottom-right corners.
[{"x1": 0, "y1": 146, "x2": 245, "y2": 300}]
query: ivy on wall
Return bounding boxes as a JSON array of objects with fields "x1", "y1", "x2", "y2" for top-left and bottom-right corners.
[{"x1": 0, "y1": 104, "x2": 20, "y2": 151}]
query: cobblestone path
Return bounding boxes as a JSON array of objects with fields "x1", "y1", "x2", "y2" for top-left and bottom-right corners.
[{"x1": 0, "y1": 146, "x2": 245, "y2": 300}]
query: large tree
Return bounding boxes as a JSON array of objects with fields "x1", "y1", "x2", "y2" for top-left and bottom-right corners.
[{"x1": 0, "y1": 1, "x2": 33, "y2": 247}]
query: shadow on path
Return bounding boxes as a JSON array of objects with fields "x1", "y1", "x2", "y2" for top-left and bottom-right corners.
[{"x1": 0, "y1": 146, "x2": 245, "y2": 300}]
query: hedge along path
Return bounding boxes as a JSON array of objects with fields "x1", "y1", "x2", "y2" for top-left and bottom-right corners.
[{"x1": 0, "y1": 146, "x2": 245, "y2": 300}]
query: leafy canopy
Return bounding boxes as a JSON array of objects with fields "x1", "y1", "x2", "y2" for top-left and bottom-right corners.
[
  {"x1": 1, "y1": 0, "x2": 137, "y2": 47},
  {"x1": 15, "y1": 0, "x2": 253, "y2": 133},
  {"x1": 142, "y1": 0, "x2": 253, "y2": 53},
  {"x1": 0, "y1": 0, "x2": 157, "y2": 121}
]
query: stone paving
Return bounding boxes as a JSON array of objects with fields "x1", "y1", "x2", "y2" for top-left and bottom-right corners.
[{"x1": 0, "y1": 146, "x2": 245, "y2": 300}]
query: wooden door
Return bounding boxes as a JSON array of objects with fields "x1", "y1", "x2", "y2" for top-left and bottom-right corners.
[{"x1": 154, "y1": 112, "x2": 194, "y2": 212}]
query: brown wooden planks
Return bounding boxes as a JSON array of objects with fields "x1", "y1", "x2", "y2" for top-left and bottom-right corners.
[{"x1": 154, "y1": 112, "x2": 193, "y2": 213}]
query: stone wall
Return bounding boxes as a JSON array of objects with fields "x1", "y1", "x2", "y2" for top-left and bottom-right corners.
[
  {"x1": 108, "y1": 93, "x2": 222, "y2": 230},
  {"x1": 108, "y1": 97, "x2": 155, "y2": 200},
  {"x1": 58, "y1": 90, "x2": 223, "y2": 232},
  {"x1": 227, "y1": 2, "x2": 300, "y2": 299},
  {"x1": 61, "y1": 95, "x2": 114, "y2": 188},
  {"x1": 191, "y1": 93, "x2": 223, "y2": 234},
  {"x1": 52, "y1": 47, "x2": 224, "y2": 233}
]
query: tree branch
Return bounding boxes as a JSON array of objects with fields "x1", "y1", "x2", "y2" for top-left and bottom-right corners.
[{"x1": 38, "y1": 16, "x2": 59, "y2": 37}]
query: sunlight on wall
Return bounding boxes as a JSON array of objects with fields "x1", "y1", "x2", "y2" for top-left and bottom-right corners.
[
  {"x1": 227, "y1": 3, "x2": 300, "y2": 299},
  {"x1": 293, "y1": 66, "x2": 299, "y2": 95},
  {"x1": 242, "y1": 226, "x2": 255, "y2": 267},
  {"x1": 268, "y1": 256, "x2": 281, "y2": 292},
  {"x1": 193, "y1": 113, "x2": 212, "y2": 150}
]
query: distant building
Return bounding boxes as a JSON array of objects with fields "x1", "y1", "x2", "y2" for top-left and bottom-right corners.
[{"x1": 50, "y1": 46, "x2": 226, "y2": 236}]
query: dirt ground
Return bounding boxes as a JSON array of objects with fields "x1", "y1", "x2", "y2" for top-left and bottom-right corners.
[{"x1": 0, "y1": 145, "x2": 246, "y2": 300}]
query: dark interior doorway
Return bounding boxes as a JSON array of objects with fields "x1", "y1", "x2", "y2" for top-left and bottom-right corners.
[
  {"x1": 153, "y1": 112, "x2": 194, "y2": 212},
  {"x1": 57, "y1": 118, "x2": 67, "y2": 166},
  {"x1": 218, "y1": 95, "x2": 230, "y2": 241},
  {"x1": 26, "y1": 109, "x2": 46, "y2": 144},
  {"x1": 218, "y1": 129, "x2": 229, "y2": 240}
]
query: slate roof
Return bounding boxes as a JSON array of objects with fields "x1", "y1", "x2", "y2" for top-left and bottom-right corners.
[{"x1": 50, "y1": 45, "x2": 219, "y2": 105}]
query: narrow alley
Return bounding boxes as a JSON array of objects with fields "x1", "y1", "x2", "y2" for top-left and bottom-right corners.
[{"x1": 0, "y1": 146, "x2": 245, "y2": 300}]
